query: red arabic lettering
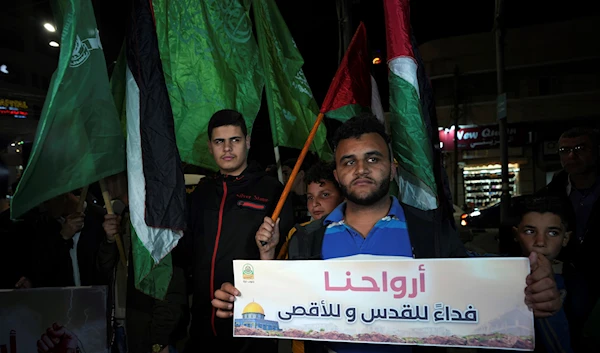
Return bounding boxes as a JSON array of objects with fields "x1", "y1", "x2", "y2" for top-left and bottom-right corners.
[{"x1": 324, "y1": 264, "x2": 426, "y2": 299}]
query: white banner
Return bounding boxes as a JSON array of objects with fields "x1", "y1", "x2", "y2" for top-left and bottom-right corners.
[{"x1": 233, "y1": 258, "x2": 534, "y2": 350}]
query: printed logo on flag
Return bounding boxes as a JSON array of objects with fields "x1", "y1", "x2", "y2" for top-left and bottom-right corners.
[
  {"x1": 242, "y1": 264, "x2": 254, "y2": 281},
  {"x1": 70, "y1": 29, "x2": 103, "y2": 68}
]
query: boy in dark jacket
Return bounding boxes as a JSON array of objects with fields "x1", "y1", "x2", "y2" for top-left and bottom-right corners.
[
  {"x1": 185, "y1": 110, "x2": 293, "y2": 353},
  {"x1": 512, "y1": 195, "x2": 574, "y2": 353}
]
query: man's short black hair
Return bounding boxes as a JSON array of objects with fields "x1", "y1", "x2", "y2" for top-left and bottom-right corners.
[
  {"x1": 305, "y1": 160, "x2": 340, "y2": 191},
  {"x1": 207, "y1": 109, "x2": 248, "y2": 140},
  {"x1": 283, "y1": 152, "x2": 315, "y2": 172},
  {"x1": 560, "y1": 127, "x2": 600, "y2": 148},
  {"x1": 332, "y1": 113, "x2": 391, "y2": 156},
  {"x1": 512, "y1": 194, "x2": 575, "y2": 231}
]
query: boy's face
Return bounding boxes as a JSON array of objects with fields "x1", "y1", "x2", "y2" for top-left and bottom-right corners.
[
  {"x1": 306, "y1": 180, "x2": 344, "y2": 220},
  {"x1": 513, "y1": 212, "x2": 570, "y2": 261},
  {"x1": 208, "y1": 125, "x2": 250, "y2": 176}
]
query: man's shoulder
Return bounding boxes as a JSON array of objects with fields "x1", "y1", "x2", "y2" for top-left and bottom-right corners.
[
  {"x1": 544, "y1": 170, "x2": 568, "y2": 193},
  {"x1": 255, "y1": 173, "x2": 283, "y2": 188},
  {"x1": 243, "y1": 173, "x2": 284, "y2": 200},
  {"x1": 191, "y1": 176, "x2": 217, "y2": 196}
]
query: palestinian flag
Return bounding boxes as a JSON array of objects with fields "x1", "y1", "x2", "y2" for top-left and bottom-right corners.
[
  {"x1": 320, "y1": 22, "x2": 382, "y2": 123},
  {"x1": 121, "y1": 0, "x2": 186, "y2": 299},
  {"x1": 384, "y1": 0, "x2": 438, "y2": 210}
]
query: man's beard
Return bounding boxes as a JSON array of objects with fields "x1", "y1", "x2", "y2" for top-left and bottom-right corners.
[{"x1": 340, "y1": 175, "x2": 391, "y2": 206}]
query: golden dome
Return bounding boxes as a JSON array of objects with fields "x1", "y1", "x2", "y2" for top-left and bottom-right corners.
[{"x1": 242, "y1": 302, "x2": 265, "y2": 315}]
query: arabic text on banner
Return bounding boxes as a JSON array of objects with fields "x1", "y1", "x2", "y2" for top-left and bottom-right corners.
[{"x1": 232, "y1": 258, "x2": 534, "y2": 351}]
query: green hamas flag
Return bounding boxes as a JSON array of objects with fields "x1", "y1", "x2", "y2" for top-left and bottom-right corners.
[
  {"x1": 152, "y1": 0, "x2": 264, "y2": 170},
  {"x1": 253, "y1": 0, "x2": 332, "y2": 160},
  {"x1": 11, "y1": 0, "x2": 125, "y2": 219}
]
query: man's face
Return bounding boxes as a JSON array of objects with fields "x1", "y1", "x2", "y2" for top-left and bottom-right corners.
[
  {"x1": 513, "y1": 212, "x2": 570, "y2": 261},
  {"x1": 558, "y1": 135, "x2": 597, "y2": 175},
  {"x1": 282, "y1": 166, "x2": 304, "y2": 190},
  {"x1": 333, "y1": 133, "x2": 393, "y2": 206},
  {"x1": 208, "y1": 125, "x2": 250, "y2": 175},
  {"x1": 307, "y1": 180, "x2": 344, "y2": 220}
]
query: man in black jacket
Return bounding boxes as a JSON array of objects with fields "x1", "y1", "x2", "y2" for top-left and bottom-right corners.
[
  {"x1": 542, "y1": 127, "x2": 600, "y2": 351},
  {"x1": 185, "y1": 109, "x2": 293, "y2": 352},
  {"x1": 34, "y1": 191, "x2": 107, "y2": 288},
  {"x1": 215, "y1": 114, "x2": 562, "y2": 353}
]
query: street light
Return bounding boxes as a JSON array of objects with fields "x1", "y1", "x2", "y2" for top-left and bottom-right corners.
[
  {"x1": 49, "y1": 41, "x2": 60, "y2": 47},
  {"x1": 44, "y1": 23, "x2": 56, "y2": 32}
]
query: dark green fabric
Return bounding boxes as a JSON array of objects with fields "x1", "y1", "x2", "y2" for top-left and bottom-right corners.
[{"x1": 12, "y1": 0, "x2": 125, "y2": 219}]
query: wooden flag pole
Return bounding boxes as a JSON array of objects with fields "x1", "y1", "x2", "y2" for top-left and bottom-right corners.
[
  {"x1": 77, "y1": 185, "x2": 89, "y2": 213},
  {"x1": 262, "y1": 112, "x2": 326, "y2": 245},
  {"x1": 98, "y1": 179, "x2": 128, "y2": 268}
]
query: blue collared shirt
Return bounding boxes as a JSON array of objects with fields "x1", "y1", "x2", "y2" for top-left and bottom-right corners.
[
  {"x1": 322, "y1": 196, "x2": 413, "y2": 353},
  {"x1": 322, "y1": 196, "x2": 413, "y2": 260}
]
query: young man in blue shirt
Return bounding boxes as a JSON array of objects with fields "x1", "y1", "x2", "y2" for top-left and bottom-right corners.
[{"x1": 213, "y1": 114, "x2": 563, "y2": 353}]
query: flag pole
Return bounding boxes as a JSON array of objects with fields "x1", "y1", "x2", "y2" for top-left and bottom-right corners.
[
  {"x1": 98, "y1": 179, "x2": 128, "y2": 268},
  {"x1": 261, "y1": 112, "x2": 325, "y2": 245},
  {"x1": 274, "y1": 146, "x2": 285, "y2": 184},
  {"x1": 77, "y1": 185, "x2": 88, "y2": 213}
]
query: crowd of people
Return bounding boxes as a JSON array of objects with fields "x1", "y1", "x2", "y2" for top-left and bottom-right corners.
[{"x1": 1, "y1": 110, "x2": 598, "y2": 353}]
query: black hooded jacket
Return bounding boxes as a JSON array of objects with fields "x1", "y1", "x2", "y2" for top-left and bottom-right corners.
[{"x1": 186, "y1": 162, "x2": 293, "y2": 340}]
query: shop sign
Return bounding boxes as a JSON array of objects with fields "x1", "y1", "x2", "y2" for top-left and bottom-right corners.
[
  {"x1": 439, "y1": 125, "x2": 529, "y2": 151},
  {"x1": 0, "y1": 98, "x2": 28, "y2": 119}
]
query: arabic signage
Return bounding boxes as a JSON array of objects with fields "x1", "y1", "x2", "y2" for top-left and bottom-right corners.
[
  {"x1": 0, "y1": 99, "x2": 28, "y2": 119},
  {"x1": 0, "y1": 286, "x2": 108, "y2": 353},
  {"x1": 439, "y1": 125, "x2": 530, "y2": 151},
  {"x1": 233, "y1": 258, "x2": 534, "y2": 350}
]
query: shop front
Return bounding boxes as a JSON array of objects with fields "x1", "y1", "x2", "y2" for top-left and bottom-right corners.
[{"x1": 439, "y1": 124, "x2": 532, "y2": 209}]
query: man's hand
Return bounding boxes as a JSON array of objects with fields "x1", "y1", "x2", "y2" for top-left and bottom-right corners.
[
  {"x1": 255, "y1": 217, "x2": 280, "y2": 260},
  {"x1": 60, "y1": 213, "x2": 85, "y2": 240},
  {"x1": 526, "y1": 252, "x2": 561, "y2": 318},
  {"x1": 211, "y1": 282, "x2": 240, "y2": 318},
  {"x1": 37, "y1": 323, "x2": 78, "y2": 353},
  {"x1": 15, "y1": 276, "x2": 32, "y2": 289},
  {"x1": 102, "y1": 214, "x2": 121, "y2": 243}
]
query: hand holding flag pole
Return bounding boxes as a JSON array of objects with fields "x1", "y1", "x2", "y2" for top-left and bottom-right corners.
[
  {"x1": 99, "y1": 179, "x2": 128, "y2": 268},
  {"x1": 261, "y1": 22, "x2": 372, "y2": 246},
  {"x1": 261, "y1": 112, "x2": 325, "y2": 246}
]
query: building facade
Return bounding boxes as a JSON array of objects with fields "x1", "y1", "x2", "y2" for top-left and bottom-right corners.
[{"x1": 419, "y1": 16, "x2": 600, "y2": 208}]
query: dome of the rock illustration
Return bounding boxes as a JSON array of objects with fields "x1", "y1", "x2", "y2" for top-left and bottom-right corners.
[
  {"x1": 236, "y1": 301, "x2": 280, "y2": 332},
  {"x1": 242, "y1": 302, "x2": 265, "y2": 315}
]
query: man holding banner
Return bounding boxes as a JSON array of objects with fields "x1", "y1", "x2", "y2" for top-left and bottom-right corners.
[
  {"x1": 186, "y1": 110, "x2": 294, "y2": 352},
  {"x1": 213, "y1": 115, "x2": 562, "y2": 352}
]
